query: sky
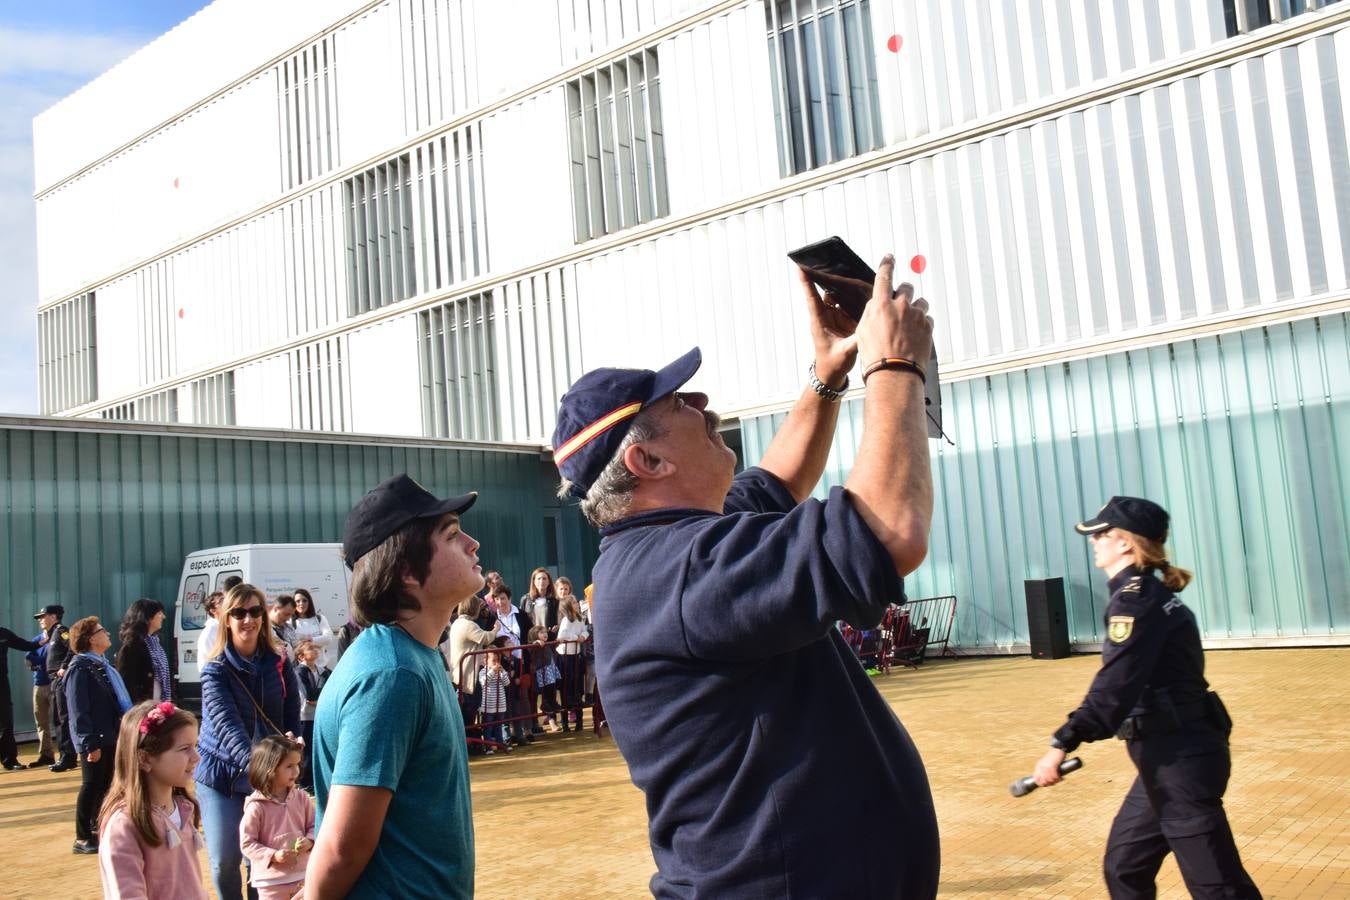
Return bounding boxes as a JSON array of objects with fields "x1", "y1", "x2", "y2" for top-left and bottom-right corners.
[{"x1": 0, "y1": 0, "x2": 210, "y2": 415}]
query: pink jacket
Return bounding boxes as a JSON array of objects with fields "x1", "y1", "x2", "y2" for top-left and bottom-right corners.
[
  {"x1": 98, "y1": 797, "x2": 208, "y2": 900},
  {"x1": 239, "y1": 787, "x2": 316, "y2": 885}
]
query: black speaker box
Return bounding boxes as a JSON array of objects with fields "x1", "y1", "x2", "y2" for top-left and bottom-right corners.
[{"x1": 1026, "y1": 577, "x2": 1070, "y2": 660}]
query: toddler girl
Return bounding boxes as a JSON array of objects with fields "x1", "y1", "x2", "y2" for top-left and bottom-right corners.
[
  {"x1": 479, "y1": 646, "x2": 513, "y2": 753},
  {"x1": 239, "y1": 735, "x2": 315, "y2": 899},
  {"x1": 98, "y1": 700, "x2": 209, "y2": 899}
]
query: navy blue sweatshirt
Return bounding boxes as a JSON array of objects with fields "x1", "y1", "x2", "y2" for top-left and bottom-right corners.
[{"x1": 593, "y1": 468, "x2": 939, "y2": 899}]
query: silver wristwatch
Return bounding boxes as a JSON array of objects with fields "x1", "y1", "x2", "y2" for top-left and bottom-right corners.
[{"x1": 807, "y1": 363, "x2": 848, "y2": 402}]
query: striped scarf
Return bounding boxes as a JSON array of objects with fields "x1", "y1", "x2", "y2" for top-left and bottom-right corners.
[{"x1": 146, "y1": 634, "x2": 173, "y2": 701}]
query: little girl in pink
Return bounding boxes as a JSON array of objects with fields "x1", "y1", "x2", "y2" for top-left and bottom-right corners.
[
  {"x1": 239, "y1": 735, "x2": 315, "y2": 900},
  {"x1": 99, "y1": 701, "x2": 209, "y2": 899}
]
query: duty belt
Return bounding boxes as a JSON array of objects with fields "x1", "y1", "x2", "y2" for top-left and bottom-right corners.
[{"x1": 1116, "y1": 696, "x2": 1212, "y2": 742}]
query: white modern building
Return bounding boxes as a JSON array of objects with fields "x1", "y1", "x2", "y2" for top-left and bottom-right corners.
[{"x1": 33, "y1": 0, "x2": 1350, "y2": 650}]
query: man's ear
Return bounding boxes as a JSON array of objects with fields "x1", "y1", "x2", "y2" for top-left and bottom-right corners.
[
  {"x1": 400, "y1": 563, "x2": 422, "y2": 593},
  {"x1": 623, "y1": 442, "x2": 674, "y2": 480}
]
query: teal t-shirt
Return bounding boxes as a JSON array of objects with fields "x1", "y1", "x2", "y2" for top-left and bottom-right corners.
[{"x1": 312, "y1": 623, "x2": 472, "y2": 898}]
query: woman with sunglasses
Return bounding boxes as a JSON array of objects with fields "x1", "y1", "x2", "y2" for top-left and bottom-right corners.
[
  {"x1": 64, "y1": 616, "x2": 134, "y2": 854},
  {"x1": 1030, "y1": 497, "x2": 1260, "y2": 899},
  {"x1": 195, "y1": 583, "x2": 301, "y2": 899}
]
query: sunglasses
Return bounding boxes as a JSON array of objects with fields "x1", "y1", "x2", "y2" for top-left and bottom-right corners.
[{"x1": 227, "y1": 606, "x2": 266, "y2": 621}]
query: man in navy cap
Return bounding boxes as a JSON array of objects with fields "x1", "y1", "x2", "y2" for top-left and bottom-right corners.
[
  {"x1": 307, "y1": 474, "x2": 482, "y2": 900},
  {"x1": 553, "y1": 257, "x2": 940, "y2": 898}
]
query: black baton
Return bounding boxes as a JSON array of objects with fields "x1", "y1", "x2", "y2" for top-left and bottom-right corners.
[{"x1": 1009, "y1": 757, "x2": 1083, "y2": 797}]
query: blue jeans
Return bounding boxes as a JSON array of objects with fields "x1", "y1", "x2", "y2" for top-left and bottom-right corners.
[{"x1": 197, "y1": 780, "x2": 257, "y2": 899}]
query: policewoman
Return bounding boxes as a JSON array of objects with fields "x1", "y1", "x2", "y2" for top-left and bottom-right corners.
[{"x1": 1032, "y1": 497, "x2": 1261, "y2": 899}]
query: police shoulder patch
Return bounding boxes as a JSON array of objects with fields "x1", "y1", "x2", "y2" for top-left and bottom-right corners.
[
  {"x1": 60, "y1": 630, "x2": 70, "y2": 641},
  {"x1": 1107, "y1": 616, "x2": 1134, "y2": 643}
]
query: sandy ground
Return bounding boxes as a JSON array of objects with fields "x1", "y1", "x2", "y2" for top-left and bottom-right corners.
[{"x1": 1, "y1": 647, "x2": 1346, "y2": 898}]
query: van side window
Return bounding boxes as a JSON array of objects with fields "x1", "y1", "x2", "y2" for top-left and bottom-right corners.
[
  {"x1": 215, "y1": 570, "x2": 243, "y2": 592},
  {"x1": 182, "y1": 575, "x2": 211, "y2": 631}
]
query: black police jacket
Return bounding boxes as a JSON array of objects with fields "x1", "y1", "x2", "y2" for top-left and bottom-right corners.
[
  {"x1": 44, "y1": 622, "x2": 71, "y2": 678},
  {"x1": 1054, "y1": 565, "x2": 1209, "y2": 751}
]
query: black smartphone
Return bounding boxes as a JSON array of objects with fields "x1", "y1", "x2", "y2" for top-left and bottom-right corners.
[
  {"x1": 787, "y1": 236, "x2": 947, "y2": 441},
  {"x1": 787, "y1": 236, "x2": 876, "y2": 322}
]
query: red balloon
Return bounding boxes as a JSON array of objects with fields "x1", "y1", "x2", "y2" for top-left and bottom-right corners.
[
  {"x1": 886, "y1": 34, "x2": 903, "y2": 53},
  {"x1": 177, "y1": 308, "x2": 184, "y2": 319},
  {"x1": 910, "y1": 254, "x2": 927, "y2": 274},
  {"x1": 173, "y1": 177, "x2": 179, "y2": 189}
]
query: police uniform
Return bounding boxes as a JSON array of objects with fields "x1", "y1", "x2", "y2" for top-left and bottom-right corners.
[
  {"x1": 1051, "y1": 498, "x2": 1260, "y2": 899},
  {"x1": 42, "y1": 610, "x2": 77, "y2": 770},
  {"x1": 553, "y1": 349, "x2": 939, "y2": 899}
]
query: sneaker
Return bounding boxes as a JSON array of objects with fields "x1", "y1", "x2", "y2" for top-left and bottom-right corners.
[
  {"x1": 483, "y1": 748, "x2": 495, "y2": 756},
  {"x1": 72, "y1": 840, "x2": 98, "y2": 854}
]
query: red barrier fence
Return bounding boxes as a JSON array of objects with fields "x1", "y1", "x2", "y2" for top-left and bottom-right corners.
[
  {"x1": 454, "y1": 639, "x2": 594, "y2": 751},
  {"x1": 845, "y1": 595, "x2": 957, "y2": 673}
]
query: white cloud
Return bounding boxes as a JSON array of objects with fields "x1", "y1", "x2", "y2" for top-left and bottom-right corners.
[{"x1": 0, "y1": 26, "x2": 146, "y2": 78}]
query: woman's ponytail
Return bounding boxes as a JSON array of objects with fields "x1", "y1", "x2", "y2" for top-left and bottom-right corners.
[
  {"x1": 1158, "y1": 562, "x2": 1193, "y2": 592},
  {"x1": 1121, "y1": 531, "x2": 1193, "y2": 592}
]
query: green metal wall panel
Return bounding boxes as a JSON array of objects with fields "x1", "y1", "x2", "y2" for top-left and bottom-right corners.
[
  {"x1": 742, "y1": 313, "x2": 1350, "y2": 651},
  {"x1": 1, "y1": 423, "x2": 597, "y2": 734}
]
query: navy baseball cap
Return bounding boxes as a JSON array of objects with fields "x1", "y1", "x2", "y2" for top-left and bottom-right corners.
[
  {"x1": 342, "y1": 474, "x2": 477, "y2": 568},
  {"x1": 1075, "y1": 496, "x2": 1170, "y2": 542},
  {"x1": 552, "y1": 347, "x2": 702, "y2": 497},
  {"x1": 34, "y1": 604, "x2": 64, "y2": 619}
]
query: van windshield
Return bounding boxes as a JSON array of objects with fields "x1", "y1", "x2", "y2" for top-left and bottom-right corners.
[{"x1": 181, "y1": 575, "x2": 210, "y2": 630}]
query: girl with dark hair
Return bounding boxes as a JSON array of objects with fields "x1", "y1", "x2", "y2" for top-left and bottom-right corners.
[
  {"x1": 289, "y1": 588, "x2": 336, "y2": 670},
  {"x1": 98, "y1": 701, "x2": 207, "y2": 898},
  {"x1": 526, "y1": 568, "x2": 559, "y2": 635},
  {"x1": 116, "y1": 598, "x2": 171, "y2": 704}
]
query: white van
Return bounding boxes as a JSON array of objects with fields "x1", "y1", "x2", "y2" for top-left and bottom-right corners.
[{"x1": 173, "y1": 543, "x2": 351, "y2": 707}]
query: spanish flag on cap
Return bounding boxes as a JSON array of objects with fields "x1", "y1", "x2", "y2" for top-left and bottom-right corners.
[{"x1": 551, "y1": 347, "x2": 702, "y2": 497}]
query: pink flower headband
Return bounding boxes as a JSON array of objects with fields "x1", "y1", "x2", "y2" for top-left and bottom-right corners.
[{"x1": 139, "y1": 702, "x2": 177, "y2": 736}]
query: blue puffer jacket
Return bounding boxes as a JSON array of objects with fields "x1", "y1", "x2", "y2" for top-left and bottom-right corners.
[
  {"x1": 194, "y1": 642, "x2": 301, "y2": 794},
  {"x1": 64, "y1": 654, "x2": 124, "y2": 753}
]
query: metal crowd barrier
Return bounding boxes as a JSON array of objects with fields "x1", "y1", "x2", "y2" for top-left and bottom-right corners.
[
  {"x1": 847, "y1": 595, "x2": 958, "y2": 673},
  {"x1": 454, "y1": 638, "x2": 591, "y2": 751}
]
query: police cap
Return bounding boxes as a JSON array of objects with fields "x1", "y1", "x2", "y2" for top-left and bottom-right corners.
[
  {"x1": 551, "y1": 347, "x2": 702, "y2": 498},
  {"x1": 34, "y1": 604, "x2": 64, "y2": 619},
  {"x1": 1075, "y1": 496, "x2": 1169, "y2": 542}
]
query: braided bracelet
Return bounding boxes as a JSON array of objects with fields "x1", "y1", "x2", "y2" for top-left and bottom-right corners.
[{"x1": 862, "y1": 357, "x2": 927, "y2": 385}]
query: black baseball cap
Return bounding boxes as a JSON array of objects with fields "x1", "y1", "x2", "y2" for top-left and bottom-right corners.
[
  {"x1": 551, "y1": 347, "x2": 702, "y2": 498},
  {"x1": 34, "y1": 604, "x2": 64, "y2": 619},
  {"x1": 342, "y1": 474, "x2": 477, "y2": 568},
  {"x1": 1075, "y1": 496, "x2": 1170, "y2": 542}
]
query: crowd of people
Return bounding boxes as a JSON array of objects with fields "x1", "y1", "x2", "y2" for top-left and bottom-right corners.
[
  {"x1": 441, "y1": 569, "x2": 603, "y2": 754},
  {"x1": 0, "y1": 254, "x2": 1260, "y2": 899},
  {"x1": 0, "y1": 558, "x2": 597, "y2": 897}
]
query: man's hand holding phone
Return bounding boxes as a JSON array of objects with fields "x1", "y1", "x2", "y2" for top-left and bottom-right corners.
[{"x1": 855, "y1": 255, "x2": 933, "y2": 382}]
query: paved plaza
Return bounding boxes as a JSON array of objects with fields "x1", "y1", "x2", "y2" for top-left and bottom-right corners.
[{"x1": 1, "y1": 648, "x2": 1346, "y2": 898}]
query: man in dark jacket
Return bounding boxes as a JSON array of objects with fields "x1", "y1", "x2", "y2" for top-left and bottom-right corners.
[
  {"x1": 39, "y1": 605, "x2": 77, "y2": 772},
  {"x1": 1, "y1": 625, "x2": 43, "y2": 769},
  {"x1": 550, "y1": 257, "x2": 940, "y2": 898}
]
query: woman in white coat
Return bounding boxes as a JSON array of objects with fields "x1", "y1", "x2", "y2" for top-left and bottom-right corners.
[{"x1": 289, "y1": 589, "x2": 335, "y2": 670}]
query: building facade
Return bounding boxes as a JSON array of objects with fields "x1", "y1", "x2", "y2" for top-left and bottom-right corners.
[{"x1": 33, "y1": 0, "x2": 1350, "y2": 648}]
